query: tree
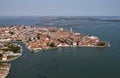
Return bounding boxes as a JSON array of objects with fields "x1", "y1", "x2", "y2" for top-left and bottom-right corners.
[
  {"x1": 97, "y1": 41, "x2": 107, "y2": 47},
  {"x1": 9, "y1": 31, "x2": 14, "y2": 35},
  {"x1": 23, "y1": 26, "x2": 26, "y2": 29},
  {"x1": 37, "y1": 33, "x2": 41, "y2": 39},
  {"x1": 49, "y1": 43, "x2": 56, "y2": 47},
  {"x1": 28, "y1": 38, "x2": 32, "y2": 41},
  {"x1": 2, "y1": 42, "x2": 21, "y2": 53}
]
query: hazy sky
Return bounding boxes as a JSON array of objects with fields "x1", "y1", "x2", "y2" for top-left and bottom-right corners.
[{"x1": 0, "y1": 0, "x2": 120, "y2": 16}]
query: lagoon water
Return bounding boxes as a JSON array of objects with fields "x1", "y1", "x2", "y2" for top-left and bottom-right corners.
[{"x1": 0, "y1": 16, "x2": 120, "y2": 78}]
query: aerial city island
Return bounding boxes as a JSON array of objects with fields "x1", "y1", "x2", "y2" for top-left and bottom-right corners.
[{"x1": 0, "y1": 25, "x2": 109, "y2": 78}]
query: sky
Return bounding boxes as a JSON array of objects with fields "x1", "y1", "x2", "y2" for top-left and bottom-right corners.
[{"x1": 0, "y1": 0, "x2": 120, "y2": 16}]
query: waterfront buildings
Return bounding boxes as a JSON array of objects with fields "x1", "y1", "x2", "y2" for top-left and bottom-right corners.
[{"x1": 0, "y1": 25, "x2": 107, "y2": 52}]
